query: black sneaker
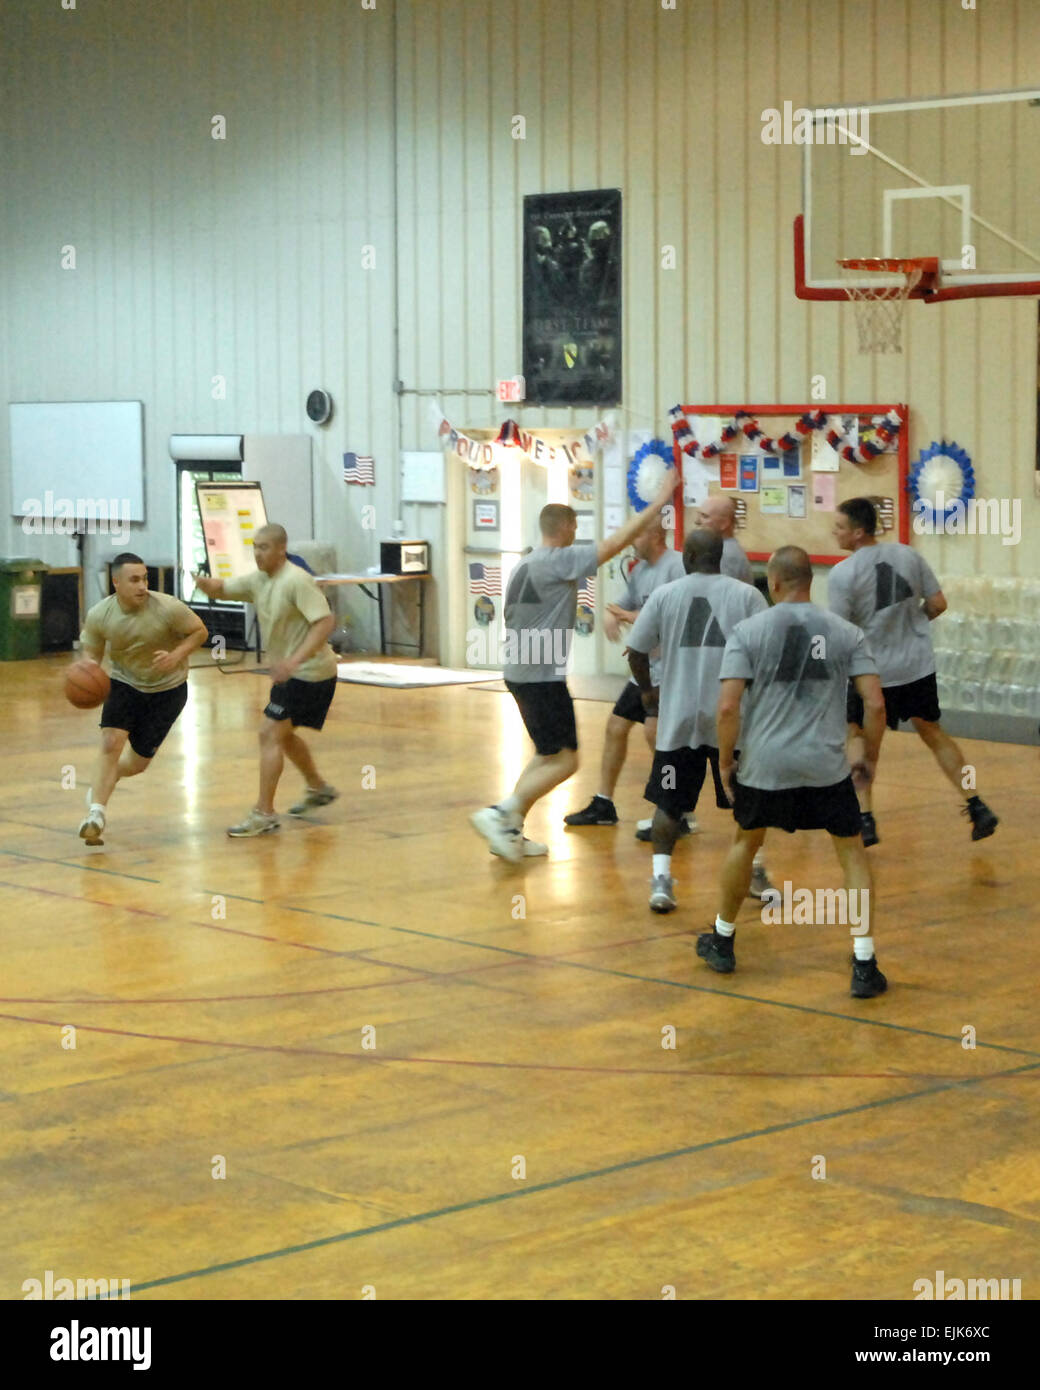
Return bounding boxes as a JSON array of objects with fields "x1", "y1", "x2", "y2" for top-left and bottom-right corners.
[
  {"x1": 850, "y1": 956, "x2": 887, "y2": 998},
  {"x1": 963, "y1": 799, "x2": 998, "y2": 842},
  {"x1": 696, "y1": 930, "x2": 735, "y2": 974},
  {"x1": 860, "y1": 812, "x2": 879, "y2": 847},
  {"x1": 564, "y1": 795, "x2": 618, "y2": 826}
]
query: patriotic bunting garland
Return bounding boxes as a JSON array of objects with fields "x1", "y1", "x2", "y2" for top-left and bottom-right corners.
[{"x1": 667, "y1": 406, "x2": 902, "y2": 465}]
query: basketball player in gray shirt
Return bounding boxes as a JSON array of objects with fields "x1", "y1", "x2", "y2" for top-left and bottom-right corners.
[
  {"x1": 470, "y1": 467, "x2": 678, "y2": 863},
  {"x1": 700, "y1": 546, "x2": 888, "y2": 998},
  {"x1": 829, "y1": 497, "x2": 998, "y2": 845},
  {"x1": 564, "y1": 519, "x2": 686, "y2": 833},
  {"x1": 627, "y1": 530, "x2": 767, "y2": 913}
]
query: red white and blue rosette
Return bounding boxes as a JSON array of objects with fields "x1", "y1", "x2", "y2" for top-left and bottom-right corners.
[
  {"x1": 627, "y1": 438, "x2": 674, "y2": 511},
  {"x1": 908, "y1": 440, "x2": 974, "y2": 525}
]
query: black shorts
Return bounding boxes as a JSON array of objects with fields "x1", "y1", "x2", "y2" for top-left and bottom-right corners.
[
  {"x1": 265, "y1": 677, "x2": 337, "y2": 730},
  {"x1": 847, "y1": 671, "x2": 941, "y2": 731},
  {"x1": 612, "y1": 680, "x2": 649, "y2": 725},
  {"x1": 644, "y1": 745, "x2": 732, "y2": 820},
  {"x1": 100, "y1": 679, "x2": 189, "y2": 759},
  {"x1": 732, "y1": 776, "x2": 862, "y2": 837},
  {"x1": 505, "y1": 679, "x2": 578, "y2": 756}
]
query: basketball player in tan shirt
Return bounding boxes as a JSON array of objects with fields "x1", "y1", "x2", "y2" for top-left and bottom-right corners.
[
  {"x1": 194, "y1": 524, "x2": 339, "y2": 836},
  {"x1": 78, "y1": 553, "x2": 209, "y2": 845}
]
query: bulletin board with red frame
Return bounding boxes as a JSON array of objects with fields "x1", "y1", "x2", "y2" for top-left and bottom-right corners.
[{"x1": 672, "y1": 403, "x2": 909, "y2": 564}]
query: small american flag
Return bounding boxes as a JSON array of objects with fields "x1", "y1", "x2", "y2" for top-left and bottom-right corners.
[
  {"x1": 344, "y1": 453, "x2": 375, "y2": 485},
  {"x1": 468, "y1": 561, "x2": 502, "y2": 596},
  {"x1": 578, "y1": 574, "x2": 596, "y2": 608}
]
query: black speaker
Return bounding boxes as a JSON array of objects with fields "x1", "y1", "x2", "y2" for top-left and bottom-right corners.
[
  {"x1": 188, "y1": 602, "x2": 249, "y2": 650},
  {"x1": 40, "y1": 572, "x2": 81, "y2": 652},
  {"x1": 107, "y1": 564, "x2": 176, "y2": 596}
]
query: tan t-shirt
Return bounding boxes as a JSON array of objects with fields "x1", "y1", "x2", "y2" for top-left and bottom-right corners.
[
  {"x1": 224, "y1": 562, "x2": 337, "y2": 682},
  {"x1": 80, "y1": 592, "x2": 203, "y2": 693}
]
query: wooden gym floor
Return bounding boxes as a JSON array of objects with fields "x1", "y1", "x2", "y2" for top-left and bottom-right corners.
[{"x1": 1, "y1": 654, "x2": 1037, "y2": 1301}]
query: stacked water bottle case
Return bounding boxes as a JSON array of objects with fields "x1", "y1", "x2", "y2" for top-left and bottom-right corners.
[{"x1": 933, "y1": 577, "x2": 1040, "y2": 717}]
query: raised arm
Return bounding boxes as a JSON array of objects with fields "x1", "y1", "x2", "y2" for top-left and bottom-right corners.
[{"x1": 596, "y1": 468, "x2": 678, "y2": 565}]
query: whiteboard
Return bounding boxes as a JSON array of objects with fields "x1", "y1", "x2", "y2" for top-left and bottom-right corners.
[
  {"x1": 9, "y1": 401, "x2": 145, "y2": 521},
  {"x1": 401, "y1": 451, "x2": 445, "y2": 503},
  {"x1": 196, "y1": 482, "x2": 268, "y2": 582}
]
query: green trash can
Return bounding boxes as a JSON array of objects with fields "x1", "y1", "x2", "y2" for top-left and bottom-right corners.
[{"x1": 0, "y1": 558, "x2": 48, "y2": 660}]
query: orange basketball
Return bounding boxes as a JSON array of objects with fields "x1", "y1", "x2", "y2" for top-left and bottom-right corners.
[{"x1": 65, "y1": 661, "x2": 111, "y2": 710}]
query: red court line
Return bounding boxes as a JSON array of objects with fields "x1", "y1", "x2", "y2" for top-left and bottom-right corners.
[{"x1": 0, "y1": 1009, "x2": 1006, "y2": 1081}]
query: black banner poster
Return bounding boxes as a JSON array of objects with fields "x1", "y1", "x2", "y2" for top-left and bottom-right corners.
[{"x1": 522, "y1": 189, "x2": 621, "y2": 407}]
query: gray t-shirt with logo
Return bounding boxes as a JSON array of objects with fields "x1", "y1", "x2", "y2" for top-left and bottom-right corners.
[
  {"x1": 629, "y1": 573, "x2": 768, "y2": 750},
  {"x1": 719, "y1": 602, "x2": 878, "y2": 790},
  {"x1": 620, "y1": 548, "x2": 686, "y2": 685},
  {"x1": 722, "y1": 536, "x2": 755, "y2": 585},
  {"x1": 502, "y1": 542, "x2": 599, "y2": 683},
  {"x1": 827, "y1": 542, "x2": 940, "y2": 688}
]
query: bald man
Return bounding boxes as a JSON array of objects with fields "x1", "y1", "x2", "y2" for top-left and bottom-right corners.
[
  {"x1": 194, "y1": 524, "x2": 339, "y2": 837},
  {"x1": 695, "y1": 496, "x2": 755, "y2": 585},
  {"x1": 704, "y1": 546, "x2": 888, "y2": 999},
  {"x1": 564, "y1": 519, "x2": 686, "y2": 833}
]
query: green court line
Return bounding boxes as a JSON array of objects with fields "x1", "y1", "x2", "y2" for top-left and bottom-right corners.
[
  {"x1": 119, "y1": 1057, "x2": 1040, "y2": 1296},
  {"x1": 0, "y1": 848, "x2": 160, "y2": 884},
  {"x1": 281, "y1": 904, "x2": 1040, "y2": 1061}
]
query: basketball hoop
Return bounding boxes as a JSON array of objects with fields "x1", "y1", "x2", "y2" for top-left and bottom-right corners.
[{"x1": 837, "y1": 256, "x2": 939, "y2": 354}]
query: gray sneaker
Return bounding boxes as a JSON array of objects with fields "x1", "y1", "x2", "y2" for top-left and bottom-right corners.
[
  {"x1": 289, "y1": 784, "x2": 340, "y2": 817},
  {"x1": 649, "y1": 874, "x2": 677, "y2": 913},
  {"x1": 78, "y1": 808, "x2": 105, "y2": 845},
  {"x1": 748, "y1": 863, "x2": 774, "y2": 900},
  {"x1": 227, "y1": 809, "x2": 280, "y2": 838}
]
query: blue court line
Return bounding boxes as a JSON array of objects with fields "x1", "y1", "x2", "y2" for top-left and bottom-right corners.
[
  {"x1": 280, "y1": 904, "x2": 1040, "y2": 1061},
  {"x1": 0, "y1": 848, "x2": 159, "y2": 884},
  {"x1": 118, "y1": 1056, "x2": 1040, "y2": 1296}
]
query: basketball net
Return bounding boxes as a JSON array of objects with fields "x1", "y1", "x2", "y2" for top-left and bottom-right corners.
[{"x1": 838, "y1": 258, "x2": 929, "y2": 355}]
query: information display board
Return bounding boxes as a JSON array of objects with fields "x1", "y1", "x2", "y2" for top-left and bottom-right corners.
[{"x1": 196, "y1": 482, "x2": 267, "y2": 582}]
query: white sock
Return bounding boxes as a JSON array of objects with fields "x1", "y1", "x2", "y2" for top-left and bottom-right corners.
[
  {"x1": 853, "y1": 935, "x2": 875, "y2": 961},
  {"x1": 752, "y1": 848, "x2": 765, "y2": 868},
  {"x1": 90, "y1": 802, "x2": 105, "y2": 815},
  {"x1": 715, "y1": 915, "x2": 735, "y2": 938},
  {"x1": 652, "y1": 854, "x2": 671, "y2": 878},
  {"x1": 597, "y1": 792, "x2": 615, "y2": 804},
  {"x1": 496, "y1": 795, "x2": 522, "y2": 825}
]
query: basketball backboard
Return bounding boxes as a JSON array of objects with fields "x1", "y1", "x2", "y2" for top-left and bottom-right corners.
[{"x1": 795, "y1": 88, "x2": 1040, "y2": 303}]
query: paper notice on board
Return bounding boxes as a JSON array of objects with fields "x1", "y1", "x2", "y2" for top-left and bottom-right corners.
[
  {"x1": 811, "y1": 430, "x2": 841, "y2": 473},
  {"x1": 812, "y1": 473, "x2": 837, "y2": 511}
]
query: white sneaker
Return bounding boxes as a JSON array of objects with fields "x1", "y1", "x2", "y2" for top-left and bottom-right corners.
[
  {"x1": 470, "y1": 806, "x2": 523, "y2": 863},
  {"x1": 227, "y1": 809, "x2": 280, "y2": 838},
  {"x1": 490, "y1": 836, "x2": 548, "y2": 858},
  {"x1": 78, "y1": 808, "x2": 105, "y2": 845},
  {"x1": 649, "y1": 874, "x2": 677, "y2": 913}
]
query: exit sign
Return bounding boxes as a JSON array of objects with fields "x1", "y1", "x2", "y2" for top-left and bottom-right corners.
[{"x1": 496, "y1": 376, "x2": 525, "y2": 403}]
